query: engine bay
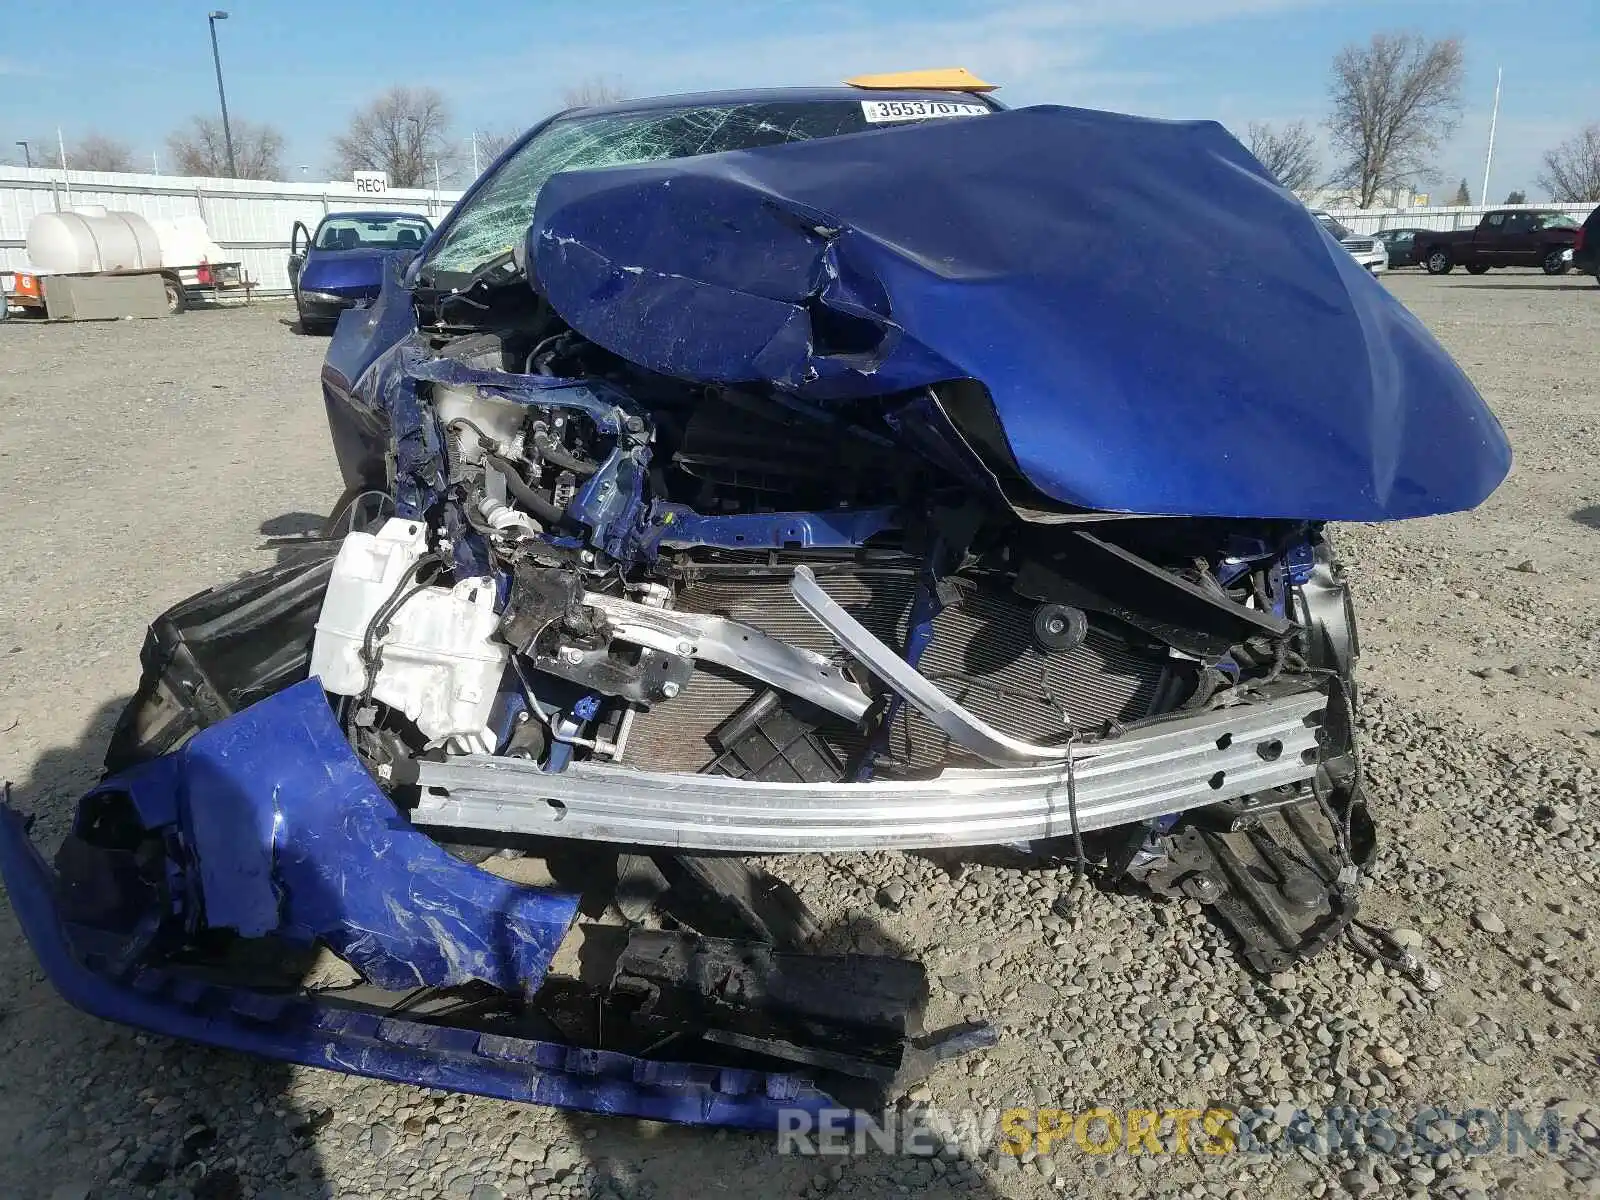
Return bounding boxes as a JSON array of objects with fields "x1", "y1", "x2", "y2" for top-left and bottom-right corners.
[{"x1": 316, "y1": 319, "x2": 1348, "y2": 794}]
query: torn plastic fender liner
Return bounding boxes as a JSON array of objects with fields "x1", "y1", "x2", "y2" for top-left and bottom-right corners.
[
  {"x1": 0, "y1": 809, "x2": 842, "y2": 1128},
  {"x1": 529, "y1": 105, "x2": 1511, "y2": 522},
  {"x1": 86, "y1": 679, "x2": 581, "y2": 993}
]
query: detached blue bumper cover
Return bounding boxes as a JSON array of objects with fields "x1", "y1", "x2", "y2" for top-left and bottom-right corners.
[
  {"x1": 0, "y1": 681, "x2": 837, "y2": 1127},
  {"x1": 530, "y1": 105, "x2": 1511, "y2": 522}
]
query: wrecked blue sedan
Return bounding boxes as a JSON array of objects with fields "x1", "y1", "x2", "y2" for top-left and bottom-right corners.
[{"x1": 2, "y1": 77, "x2": 1506, "y2": 1126}]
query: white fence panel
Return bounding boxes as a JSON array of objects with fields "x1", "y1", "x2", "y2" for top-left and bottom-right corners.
[
  {"x1": 0, "y1": 166, "x2": 466, "y2": 294},
  {"x1": 1324, "y1": 202, "x2": 1595, "y2": 236}
]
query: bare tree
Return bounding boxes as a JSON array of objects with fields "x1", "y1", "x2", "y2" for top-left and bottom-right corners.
[
  {"x1": 71, "y1": 132, "x2": 136, "y2": 172},
  {"x1": 1327, "y1": 33, "x2": 1465, "y2": 207},
  {"x1": 331, "y1": 86, "x2": 460, "y2": 188},
  {"x1": 472, "y1": 128, "x2": 521, "y2": 164},
  {"x1": 1536, "y1": 124, "x2": 1600, "y2": 202},
  {"x1": 1504, "y1": 189, "x2": 1527, "y2": 204},
  {"x1": 1452, "y1": 178, "x2": 1470, "y2": 205},
  {"x1": 1245, "y1": 120, "x2": 1321, "y2": 195},
  {"x1": 167, "y1": 116, "x2": 285, "y2": 179},
  {"x1": 560, "y1": 78, "x2": 629, "y2": 108}
]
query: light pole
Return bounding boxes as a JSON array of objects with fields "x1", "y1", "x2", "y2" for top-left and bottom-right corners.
[
  {"x1": 207, "y1": 10, "x2": 237, "y2": 178},
  {"x1": 14, "y1": 140, "x2": 29, "y2": 167},
  {"x1": 1481, "y1": 67, "x2": 1503, "y2": 208}
]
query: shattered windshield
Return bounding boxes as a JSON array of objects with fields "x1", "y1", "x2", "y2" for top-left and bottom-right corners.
[{"x1": 423, "y1": 100, "x2": 972, "y2": 279}]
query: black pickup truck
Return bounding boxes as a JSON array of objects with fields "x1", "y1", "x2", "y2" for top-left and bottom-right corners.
[{"x1": 1415, "y1": 209, "x2": 1581, "y2": 275}]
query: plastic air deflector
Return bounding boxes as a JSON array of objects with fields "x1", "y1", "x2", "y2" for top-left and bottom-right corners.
[{"x1": 704, "y1": 689, "x2": 846, "y2": 784}]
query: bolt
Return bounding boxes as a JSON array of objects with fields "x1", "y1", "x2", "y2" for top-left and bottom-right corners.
[
  {"x1": 1046, "y1": 617, "x2": 1066, "y2": 635},
  {"x1": 677, "y1": 641, "x2": 694, "y2": 656},
  {"x1": 561, "y1": 646, "x2": 584, "y2": 665},
  {"x1": 580, "y1": 551, "x2": 595, "y2": 565},
  {"x1": 660, "y1": 681, "x2": 681, "y2": 699}
]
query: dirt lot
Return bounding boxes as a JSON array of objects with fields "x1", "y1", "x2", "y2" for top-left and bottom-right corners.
[{"x1": 1, "y1": 273, "x2": 1598, "y2": 1200}]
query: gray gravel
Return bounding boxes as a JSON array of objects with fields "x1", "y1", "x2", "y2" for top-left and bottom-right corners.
[{"x1": 2, "y1": 272, "x2": 1599, "y2": 1199}]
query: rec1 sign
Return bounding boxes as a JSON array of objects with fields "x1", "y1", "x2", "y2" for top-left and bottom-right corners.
[{"x1": 353, "y1": 172, "x2": 389, "y2": 195}]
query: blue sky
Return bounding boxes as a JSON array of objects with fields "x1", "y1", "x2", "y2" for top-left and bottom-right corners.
[{"x1": 2, "y1": 0, "x2": 1596, "y2": 199}]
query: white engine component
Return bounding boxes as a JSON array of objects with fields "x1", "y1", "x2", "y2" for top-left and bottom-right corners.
[
  {"x1": 311, "y1": 518, "x2": 508, "y2": 748},
  {"x1": 435, "y1": 384, "x2": 526, "y2": 466}
]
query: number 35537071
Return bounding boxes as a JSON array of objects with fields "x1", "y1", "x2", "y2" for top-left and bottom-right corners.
[{"x1": 860, "y1": 100, "x2": 991, "y2": 123}]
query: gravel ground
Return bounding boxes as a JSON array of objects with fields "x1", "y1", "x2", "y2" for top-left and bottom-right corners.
[{"x1": 1, "y1": 273, "x2": 1598, "y2": 1200}]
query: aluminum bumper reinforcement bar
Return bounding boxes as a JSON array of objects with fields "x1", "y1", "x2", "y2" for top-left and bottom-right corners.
[{"x1": 409, "y1": 688, "x2": 1326, "y2": 853}]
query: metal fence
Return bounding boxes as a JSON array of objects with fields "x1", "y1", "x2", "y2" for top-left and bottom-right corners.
[
  {"x1": 1323, "y1": 202, "x2": 1595, "y2": 236},
  {"x1": 0, "y1": 166, "x2": 466, "y2": 295}
]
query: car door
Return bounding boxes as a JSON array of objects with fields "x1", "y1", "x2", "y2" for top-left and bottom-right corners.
[
  {"x1": 1496, "y1": 212, "x2": 1536, "y2": 266},
  {"x1": 288, "y1": 221, "x2": 313, "y2": 294},
  {"x1": 1471, "y1": 212, "x2": 1507, "y2": 265}
]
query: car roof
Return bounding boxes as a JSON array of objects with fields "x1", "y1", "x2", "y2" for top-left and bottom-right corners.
[
  {"x1": 319, "y1": 210, "x2": 432, "y2": 223},
  {"x1": 559, "y1": 85, "x2": 1005, "y2": 119}
]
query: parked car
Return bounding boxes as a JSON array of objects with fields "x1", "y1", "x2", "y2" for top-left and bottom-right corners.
[
  {"x1": 288, "y1": 211, "x2": 433, "y2": 331},
  {"x1": 1414, "y1": 209, "x2": 1580, "y2": 276},
  {"x1": 1573, "y1": 204, "x2": 1600, "y2": 285},
  {"x1": 1312, "y1": 212, "x2": 1387, "y2": 273},
  {"x1": 1, "y1": 80, "x2": 1511, "y2": 1130},
  {"x1": 1373, "y1": 227, "x2": 1432, "y2": 268}
]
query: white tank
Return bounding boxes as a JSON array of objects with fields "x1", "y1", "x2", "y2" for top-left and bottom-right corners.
[
  {"x1": 147, "y1": 216, "x2": 226, "y2": 270},
  {"x1": 25, "y1": 208, "x2": 164, "y2": 275}
]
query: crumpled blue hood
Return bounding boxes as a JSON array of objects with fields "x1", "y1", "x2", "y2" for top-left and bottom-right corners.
[{"x1": 529, "y1": 104, "x2": 1511, "y2": 521}]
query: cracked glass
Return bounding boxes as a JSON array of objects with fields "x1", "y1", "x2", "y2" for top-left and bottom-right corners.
[{"x1": 422, "y1": 101, "x2": 932, "y2": 280}]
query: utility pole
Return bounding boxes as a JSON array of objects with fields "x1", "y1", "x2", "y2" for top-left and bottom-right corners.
[
  {"x1": 57, "y1": 128, "x2": 71, "y2": 205},
  {"x1": 472, "y1": 131, "x2": 479, "y2": 178},
  {"x1": 1481, "y1": 67, "x2": 1502, "y2": 206},
  {"x1": 15, "y1": 141, "x2": 30, "y2": 167},
  {"x1": 208, "y1": 11, "x2": 237, "y2": 177}
]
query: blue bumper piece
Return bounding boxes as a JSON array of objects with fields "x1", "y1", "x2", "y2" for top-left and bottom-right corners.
[
  {"x1": 0, "y1": 815, "x2": 836, "y2": 1125},
  {"x1": 89, "y1": 679, "x2": 580, "y2": 993},
  {"x1": 0, "y1": 681, "x2": 841, "y2": 1127}
]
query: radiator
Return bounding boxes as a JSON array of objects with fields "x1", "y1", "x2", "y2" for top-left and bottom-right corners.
[{"x1": 622, "y1": 568, "x2": 1169, "y2": 774}]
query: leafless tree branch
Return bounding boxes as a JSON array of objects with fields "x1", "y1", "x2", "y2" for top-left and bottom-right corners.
[
  {"x1": 166, "y1": 117, "x2": 285, "y2": 180},
  {"x1": 1536, "y1": 124, "x2": 1600, "y2": 202},
  {"x1": 331, "y1": 86, "x2": 461, "y2": 189},
  {"x1": 71, "y1": 133, "x2": 136, "y2": 173},
  {"x1": 560, "y1": 78, "x2": 629, "y2": 109},
  {"x1": 1245, "y1": 120, "x2": 1322, "y2": 196},
  {"x1": 472, "y1": 129, "x2": 521, "y2": 164},
  {"x1": 1326, "y1": 32, "x2": 1464, "y2": 207}
]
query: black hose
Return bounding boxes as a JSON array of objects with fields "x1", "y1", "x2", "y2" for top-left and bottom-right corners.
[
  {"x1": 535, "y1": 437, "x2": 600, "y2": 477},
  {"x1": 485, "y1": 452, "x2": 569, "y2": 528}
]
